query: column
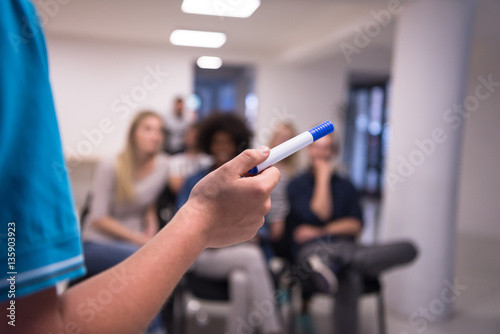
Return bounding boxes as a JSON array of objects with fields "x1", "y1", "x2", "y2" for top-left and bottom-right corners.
[{"x1": 381, "y1": 0, "x2": 475, "y2": 319}]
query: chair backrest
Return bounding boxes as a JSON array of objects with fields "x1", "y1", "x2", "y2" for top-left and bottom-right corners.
[
  {"x1": 155, "y1": 185, "x2": 178, "y2": 229},
  {"x1": 185, "y1": 272, "x2": 229, "y2": 301},
  {"x1": 79, "y1": 192, "x2": 92, "y2": 228}
]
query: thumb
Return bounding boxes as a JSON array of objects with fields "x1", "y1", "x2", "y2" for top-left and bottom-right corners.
[{"x1": 223, "y1": 147, "x2": 270, "y2": 176}]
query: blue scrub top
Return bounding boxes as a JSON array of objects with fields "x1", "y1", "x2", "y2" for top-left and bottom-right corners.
[{"x1": 0, "y1": 0, "x2": 85, "y2": 302}]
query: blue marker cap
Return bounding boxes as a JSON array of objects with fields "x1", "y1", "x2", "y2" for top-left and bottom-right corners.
[
  {"x1": 247, "y1": 120, "x2": 335, "y2": 176},
  {"x1": 248, "y1": 166, "x2": 258, "y2": 175},
  {"x1": 308, "y1": 121, "x2": 334, "y2": 141}
]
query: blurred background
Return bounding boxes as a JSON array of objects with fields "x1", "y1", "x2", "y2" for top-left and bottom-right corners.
[{"x1": 34, "y1": 0, "x2": 499, "y2": 333}]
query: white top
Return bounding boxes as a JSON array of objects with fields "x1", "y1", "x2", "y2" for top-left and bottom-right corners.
[
  {"x1": 163, "y1": 111, "x2": 195, "y2": 153},
  {"x1": 82, "y1": 154, "x2": 170, "y2": 244},
  {"x1": 168, "y1": 152, "x2": 213, "y2": 179}
]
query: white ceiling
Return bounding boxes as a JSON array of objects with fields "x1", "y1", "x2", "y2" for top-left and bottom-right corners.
[{"x1": 37, "y1": 0, "x2": 500, "y2": 63}]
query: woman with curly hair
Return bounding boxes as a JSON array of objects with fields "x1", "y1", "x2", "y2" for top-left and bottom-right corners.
[{"x1": 177, "y1": 112, "x2": 283, "y2": 334}]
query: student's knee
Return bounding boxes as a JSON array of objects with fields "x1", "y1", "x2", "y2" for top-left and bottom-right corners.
[{"x1": 241, "y1": 244, "x2": 267, "y2": 267}]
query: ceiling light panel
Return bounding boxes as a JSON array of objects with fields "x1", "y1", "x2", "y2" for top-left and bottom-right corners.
[
  {"x1": 181, "y1": 0, "x2": 260, "y2": 18},
  {"x1": 197, "y1": 56, "x2": 223, "y2": 69},
  {"x1": 170, "y1": 29, "x2": 227, "y2": 48}
]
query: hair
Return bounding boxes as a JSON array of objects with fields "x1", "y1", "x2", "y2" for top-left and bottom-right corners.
[
  {"x1": 329, "y1": 132, "x2": 340, "y2": 155},
  {"x1": 268, "y1": 121, "x2": 298, "y2": 169},
  {"x1": 115, "y1": 110, "x2": 163, "y2": 203},
  {"x1": 196, "y1": 112, "x2": 252, "y2": 156}
]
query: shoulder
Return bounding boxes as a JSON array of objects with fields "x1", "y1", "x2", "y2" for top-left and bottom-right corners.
[
  {"x1": 151, "y1": 153, "x2": 170, "y2": 181},
  {"x1": 186, "y1": 168, "x2": 209, "y2": 184},
  {"x1": 181, "y1": 169, "x2": 210, "y2": 193},
  {"x1": 332, "y1": 173, "x2": 360, "y2": 197},
  {"x1": 177, "y1": 168, "x2": 210, "y2": 207},
  {"x1": 156, "y1": 153, "x2": 170, "y2": 167},
  {"x1": 198, "y1": 153, "x2": 213, "y2": 166},
  {"x1": 332, "y1": 173, "x2": 356, "y2": 189},
  {"x1": 289, "y1": 171, "x2": 310, "y2": 186},
  {"x1": 276, "y1": 166, "x2": 290, "y2": 182},
  {"x1": 287, "y1": 171, "x2": 311, "y2": 193},
  {"x1": 168, "y1": 153, "x2": 193, "y2": 166}
]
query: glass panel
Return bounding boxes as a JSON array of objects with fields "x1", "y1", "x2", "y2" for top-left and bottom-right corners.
[{"x1": 344, "y1": 80, "x2": 389, "y2": 197}]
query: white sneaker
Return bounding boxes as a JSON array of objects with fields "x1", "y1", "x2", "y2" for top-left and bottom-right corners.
[{"x1": 307, "y1": 254, "x2": 338, "y2": 294}]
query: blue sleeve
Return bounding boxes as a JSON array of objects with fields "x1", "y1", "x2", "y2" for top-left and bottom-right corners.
[
  {"x1": 0, "y1": 0, "x2": 85, "y2": 302},
  {"x1": 176, "y1": 171, "x2": 206, "y2": 210}
]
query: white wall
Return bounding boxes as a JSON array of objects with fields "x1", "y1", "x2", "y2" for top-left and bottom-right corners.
[
  {"x1": 47, "y1": 36, "x2": 193, "y2": 163},
  {"x1": 255, "y1": 56, "x2": 348, "y2": 168},
  {"x1": 46, "y1": 35, "x2": 351, "y2": 172}
]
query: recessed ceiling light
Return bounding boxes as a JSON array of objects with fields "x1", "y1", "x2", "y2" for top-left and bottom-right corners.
[
  {"x1": 170, "y1": 30, "x2": 226, "y2": 48},
  {"x1": 197, "y1": 56, "x2": 223, "y2": 69},
  {"x1": 181, "y1": 0, "x2": 260, "y2": 18}
]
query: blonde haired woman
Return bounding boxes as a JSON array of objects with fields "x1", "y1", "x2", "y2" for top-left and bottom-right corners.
[
  {"x1": 81, "y1": 111, "x2": 168, "y2": 333},
  {"x1": 266, "y1": 122, "x2": 297, "y2": 243}
]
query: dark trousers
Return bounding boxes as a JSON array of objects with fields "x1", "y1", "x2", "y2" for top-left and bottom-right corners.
[
  {"x1": 82, "y1": 241, "x2": 164, "y2": 333},
  {"x1": 296, "y1": 239, "x2": 417, "y2": 334}
]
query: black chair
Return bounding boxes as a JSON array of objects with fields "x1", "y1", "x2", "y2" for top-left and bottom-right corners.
[
  {"x1": 169, "y1": 261, "x2": 296, "y2": 334},
  {"x1": 361, "y1": 276, "x2": 386, "y2": 334},
  {"x1": 332, "y1": 271, "x2": 387, "y2": 334},
  {"x1": 155, "y1": 185, "x2": 177, "y2": 229}
]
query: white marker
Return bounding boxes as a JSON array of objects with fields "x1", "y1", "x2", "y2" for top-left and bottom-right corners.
[{"x1": 248, "y1": 121, "x2": 334, "y2": 175}]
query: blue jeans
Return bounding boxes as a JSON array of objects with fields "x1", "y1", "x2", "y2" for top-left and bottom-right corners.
[
  {"x1": 83, "y1": 241, "x2": 139, "y2": 277},
  {"x1": 83, "y1": 241, "x2": 164, "y2": 333}
]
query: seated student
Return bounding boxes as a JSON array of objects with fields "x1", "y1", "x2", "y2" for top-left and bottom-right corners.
[
  {"x1": 260, "y1": 122, "x2": 298, "y2": 261},
  {"x1": 287, "y1": 132, "x2": 417, "y2": 334},
  {"x1": 177, "y1": 113, "x2": 283, "y2": 334},
  {"x1": 156, "y1": 123, "x2": 212, "y2": 227},
  {"x1": 286, "y1": 132, "x2": 363, "y2": 332},
  {"x1": 81, "y1": 110, "x2": 168, "y2": 333},
  {"x1": 168, "y1": 122, "x2": 212, "y2": 195}
]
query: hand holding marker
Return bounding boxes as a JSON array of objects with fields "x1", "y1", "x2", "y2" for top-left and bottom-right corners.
[{"x1": 248, "y1": 121, "x2": 334, "y2": 175}]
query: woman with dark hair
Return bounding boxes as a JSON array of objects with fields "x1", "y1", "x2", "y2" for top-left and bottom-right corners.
[{"x1": 177, "y1": 113, "x2": 282, "y2": 334}]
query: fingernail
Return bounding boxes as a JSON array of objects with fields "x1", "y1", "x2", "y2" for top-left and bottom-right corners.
[{"x1": 258, "y1": 146, "x2": 270, "y2": 154}]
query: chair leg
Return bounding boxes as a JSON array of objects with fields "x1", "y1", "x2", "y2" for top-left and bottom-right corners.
[
  {"x1": 334, "y1": 269, "x2": 362, "y2": 334},
  {"x1": 376, "y1": 292, "x2": 386, "y2": 334},
  {"x1": 162, "y1": 296, "x2": 173, "y2": 333},
  {"x1": 172, "y1": 279, "x2": 186, "y2": 334},
  {"x1": 288, "y1": 279, "x2": 296, "y2": 334}
]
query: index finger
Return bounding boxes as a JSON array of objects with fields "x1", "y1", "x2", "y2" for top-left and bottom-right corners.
[
  {"x1": 223, "y1": 147, "x2": 271, "y2": 176},
  {"x1": 251, "y1": 165, "x2": 281, "y2": 193}
]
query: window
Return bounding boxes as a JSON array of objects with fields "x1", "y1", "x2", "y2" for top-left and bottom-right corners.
[
  {"x1": 194, "y1": 65, "x2": 255, "y2": 122},
  {"x1": 344, "y1": 78, "x2": 390, "y2": 197}
]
